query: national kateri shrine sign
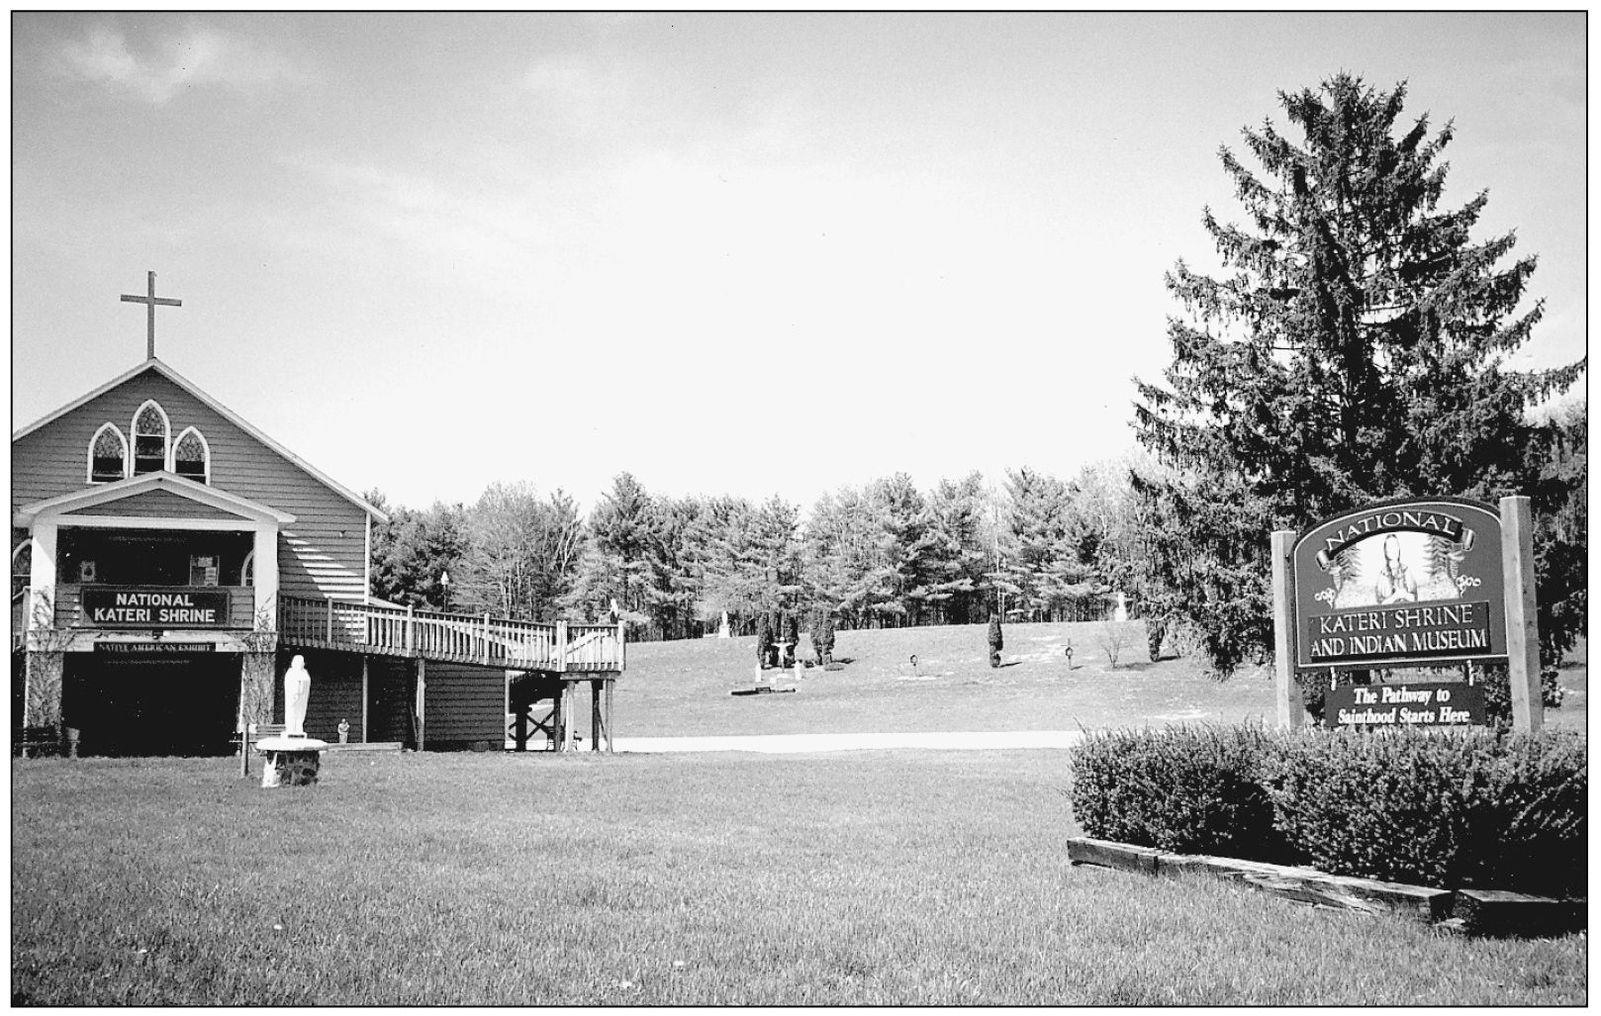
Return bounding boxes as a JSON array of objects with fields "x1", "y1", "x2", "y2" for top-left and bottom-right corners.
[
  {"x1": 1292, "y1": 498, "x2": 1505, "y2": 669},
  {"x1": 1270, "y1": 496, "x2": 1545, "y2": 733},
  {"x1": 81, "y1": 588, "x2": 229, "y2": 628}
]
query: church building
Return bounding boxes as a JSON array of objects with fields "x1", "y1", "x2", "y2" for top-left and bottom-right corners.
[{"x1": 13, "y1": 289, "x2": 622, "y2": 757}]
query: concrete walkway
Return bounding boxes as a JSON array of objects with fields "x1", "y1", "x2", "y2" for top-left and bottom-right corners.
[{"x1": 609, "y1": 730, "x2": 1087, "y2": 754}]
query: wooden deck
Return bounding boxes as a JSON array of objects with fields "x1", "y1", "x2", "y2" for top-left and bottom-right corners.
[{"x1": 278, "y1": 595, "x2": 625, "y2": 673}]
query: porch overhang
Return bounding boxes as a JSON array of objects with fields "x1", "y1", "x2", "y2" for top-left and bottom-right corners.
[{"x1": 14, "y1": 471, "x2": 296, "y2": 529}]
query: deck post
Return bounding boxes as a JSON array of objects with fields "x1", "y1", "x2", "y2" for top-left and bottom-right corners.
[
  {"x1": 591, "y1": 680, "x2": 602, "y2": 752},
  {"x1": 556, "y1": 620, "x2": 569, "y2": 674},
  {"x1": 550, "y1": 680, "x2": 564, "y2": 751},
  {"x1": 617, "y1": 619, "x2": 626, "y2": 671},
  {"x1": 483, "y1": 613, "x2": 492, "y2": 665},
  {"x1": 415, "y1": 657, "x2": 427, "y2": 752},
  {"x1": 562, "y1": 681, "x2": 576, "y2": 751},
  {"x1": 326, "y1": 596, "x2": 335, "y2": 643},
  {"x1": 405, "y1": 604, "x2": 414, "y2": 654},
  {"x1": 605, "y1": 678, "x2": 614, "y2": 754}
]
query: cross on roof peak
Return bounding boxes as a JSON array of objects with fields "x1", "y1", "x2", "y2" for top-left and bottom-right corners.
[{"x1": 120, "y1": 271, "x2": 181, "y2": 359}]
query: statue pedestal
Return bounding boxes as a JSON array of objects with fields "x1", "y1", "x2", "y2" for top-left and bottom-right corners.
[{"x1": 257, "y1": 735, "x2": 327, "y2": 788}]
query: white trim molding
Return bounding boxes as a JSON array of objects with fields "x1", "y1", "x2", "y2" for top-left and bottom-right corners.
[
  {"x1": 27, "y1": 523, "x2": 56, "y2": 630},
  {"x1": 14, "y1": 470, "x2": 296, "y2": 529}
]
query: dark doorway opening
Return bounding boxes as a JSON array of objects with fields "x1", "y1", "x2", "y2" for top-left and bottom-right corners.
[{"x1": 62, "y1": 652, "x2": 241, "y2": 756}]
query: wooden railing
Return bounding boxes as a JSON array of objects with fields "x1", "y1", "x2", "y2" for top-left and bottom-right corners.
[{"x1": 278, "y1": 595, "x2": 625, "y2": 672}]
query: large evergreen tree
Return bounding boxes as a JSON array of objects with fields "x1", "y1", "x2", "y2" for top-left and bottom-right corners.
[{"x1": 1133, "y1": 75, "x2": 1584, "y2": 675}]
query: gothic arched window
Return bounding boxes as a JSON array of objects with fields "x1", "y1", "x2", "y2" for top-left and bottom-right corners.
[
  {"x1": 172, "y1": 427, "x2": 210, "y2": 483},
  {"x1": 88, "y1": 423, "x2": 128, "y2": 483},
  {"x1": 131, "y1": 401, "x2": 170, "y2": 476},
  {"x1": 12, "y1": 541, "x2": 32, "y2": 603}
]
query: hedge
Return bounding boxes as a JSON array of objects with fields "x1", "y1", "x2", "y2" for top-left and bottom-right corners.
[
  {"x1": 1261, "y1": 727, "x2": 1586, "y2": 897},
  {"x1": 1068, "y1": 725, "x2": 1586, "y2": 896},
  {"x1": 1067, "y1": 726, "x2": 1287, "y2": 859}
]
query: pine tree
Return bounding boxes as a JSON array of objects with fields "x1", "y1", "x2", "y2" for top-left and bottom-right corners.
[
  {"x1": 1133, "y1": 74, "x2": 1584, "y2": 675},
  {"x1": 923, "y1": 472, "x2": 994, "y2": 625}
]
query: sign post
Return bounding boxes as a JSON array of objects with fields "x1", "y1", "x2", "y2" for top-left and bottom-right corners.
[
  {"x1": 1499, "y1": 496, "x2": 1543, "y2": 732},
  {"x1": 1271, "y1": 530, "x2": 1304, "y2": 729}
]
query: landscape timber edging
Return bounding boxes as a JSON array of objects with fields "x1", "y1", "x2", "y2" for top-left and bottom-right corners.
[{"x1": 1065, "y1": 836, "x2": 1584, "y2": 938}]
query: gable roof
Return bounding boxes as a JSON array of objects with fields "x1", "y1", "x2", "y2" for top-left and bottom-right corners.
[
  {"x1": 12, "y1": 357, "x2": 388, "y2": 522},
  {"x1": 14, "y1": 470, "x2": 298, "y2": 527}
]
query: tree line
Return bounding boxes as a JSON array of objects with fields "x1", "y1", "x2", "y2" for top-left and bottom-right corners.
[{"x1": 364, "y1": 456, "x2": 1155, "y2": 642}]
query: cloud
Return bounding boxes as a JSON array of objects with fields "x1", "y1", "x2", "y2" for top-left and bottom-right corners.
[
  {"x1": 522, "y1": 53, "x2": 635, "y2": 131},
  {"x1": 59, "y1": 23, "x2": 297, "y2": 103}
]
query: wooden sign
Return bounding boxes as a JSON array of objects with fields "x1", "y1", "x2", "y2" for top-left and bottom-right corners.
[
  {"x1": 82, "y1": 588, "x2": 229, "y2": 628},
  {"x1": 95, "y1": 641, "x2": 216, "y2": 654},
  {"x1": 1292, "y1": 498, "x2": 1505, "y2": 669},
  {"x1": 1323, "y1": 681, "x2": 1485, "y2": 728}
]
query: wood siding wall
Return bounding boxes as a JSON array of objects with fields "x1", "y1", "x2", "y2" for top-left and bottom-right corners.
[
  {"x1": 424, "y1": 662, "x2": 506, "y2": 747},
  {"x1": 366, "y1": 657, "x2": 412, "y2": 743},
  {"x1": 12, "y1": 369, "x2": 369, "y2": 602}
]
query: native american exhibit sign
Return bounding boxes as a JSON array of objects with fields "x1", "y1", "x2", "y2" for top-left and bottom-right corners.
[{"x1": 1292, "y1": 498, "x2": 1506, "y2": 669}]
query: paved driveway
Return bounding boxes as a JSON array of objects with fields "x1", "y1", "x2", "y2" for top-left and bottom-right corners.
[{"x1": 609, "y1": 730, "x2": 1087, "y2": 754}]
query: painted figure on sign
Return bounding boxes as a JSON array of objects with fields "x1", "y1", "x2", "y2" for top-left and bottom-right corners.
[
  {"x1": 284, "y1": 655, "x2": 312, "y2": 737},
  {"x1": 1374, "y1": 535, "x2": 1418, "y2": 604}
]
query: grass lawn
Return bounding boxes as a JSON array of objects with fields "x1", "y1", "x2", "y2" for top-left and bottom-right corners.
[
  {"x1": 603, "y1": 621, "x2": 1587, "y2": 739},
  {"x1": 11, "y1": 751, "x2": 1587, "y2": 1006}
]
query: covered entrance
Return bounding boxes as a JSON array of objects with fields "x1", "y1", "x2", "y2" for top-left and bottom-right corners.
[{"x1": 62, "y1": 651, "x2": 241, "y2": 756}]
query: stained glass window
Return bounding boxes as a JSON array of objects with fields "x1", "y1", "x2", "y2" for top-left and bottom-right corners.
[
  {"x1": 173, "y1": 428, "x2": 208, "y2": 483},
  {"x1": 132, "y1": 402, "x2": 168, "y2": 475},
  {"x1": 90, "y1": 424, "x2": 127, "y2": 482}
]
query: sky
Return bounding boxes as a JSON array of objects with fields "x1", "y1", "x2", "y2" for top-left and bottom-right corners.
[{"x1": 8, "y1": 12, "x2": 1587, "y2": 516}]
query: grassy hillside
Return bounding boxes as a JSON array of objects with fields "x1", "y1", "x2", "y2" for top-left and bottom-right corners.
[
  {"x1": 607, "y1": 621, "x2": 1268, "y2": 739},
  {"x1": 597, "y1": 622, "x2": 1586, "y2": 740}
]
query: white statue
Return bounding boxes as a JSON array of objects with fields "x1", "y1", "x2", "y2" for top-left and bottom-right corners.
[
  {"x1": 1113, "y1": 591, "x2": 1129, "y2": 623},
  {"x1": 718, "y1": 611, "x2": 731, "y2": 638},
  {"x1": 284, "y1": 655, "x2": 312, "y2": 737}
]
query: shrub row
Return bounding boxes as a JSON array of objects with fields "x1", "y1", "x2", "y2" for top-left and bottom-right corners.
[
  {"x1": 1068, "y1": 725, "x2": 1586, "y2": 897},
  {"x1": 1067, "y1": 726, "x2": 1287, "y2": 860}
]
